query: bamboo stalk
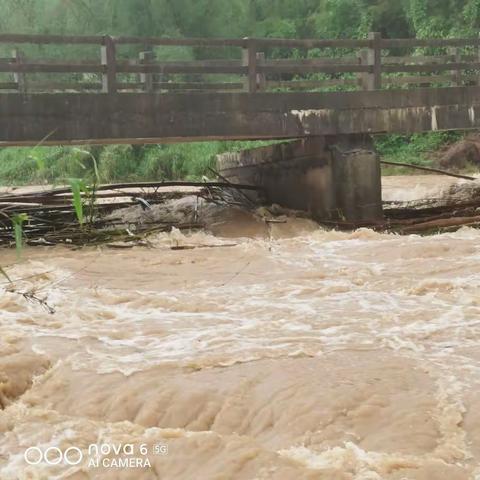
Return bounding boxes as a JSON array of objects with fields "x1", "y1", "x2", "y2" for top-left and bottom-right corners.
[{"x1": 0, "y1": 180, "x2": 263, "y2": 202}]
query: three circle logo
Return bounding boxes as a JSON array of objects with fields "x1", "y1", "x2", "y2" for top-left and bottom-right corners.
[{"x1": 24, "y1": 446, "x2": 83, "y2": 466}]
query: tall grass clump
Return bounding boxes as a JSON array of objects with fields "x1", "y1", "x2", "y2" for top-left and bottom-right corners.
[
  {"x1": 97, "y1": 145, "x2": 139, "y2": 183},
  {"x1": 137, "y1": 143, "x2": 219, "y2": 180},
  {"x1": 0, "y1": 146, "x2": 97, "y2": 185},
  {"x1": 0, "y1": 140, "x2": 290, "y2": 186},
  {"x1": 69, "y1": 178, "x2": 85, "y2": 226},
  {"x1": 12, "y1": 213, "x2": 28, "y2": 258},
  {"x1": 374, "y1": 132, "x2": 462, "y2": 166},
  {"x1": 68, "y1": 149, "x2": 100, "y2": 227}
]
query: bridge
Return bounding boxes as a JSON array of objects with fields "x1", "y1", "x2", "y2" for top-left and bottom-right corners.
[
  {"x1": 1, "y1": 33, "x2": 480, "y2": 223},
  {"x1": 1, "y1": 33, "x2": 480, "y2": 145}
]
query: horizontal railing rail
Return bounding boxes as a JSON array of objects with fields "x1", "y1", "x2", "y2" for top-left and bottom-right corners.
[
  {"x1": 1, "y1": 32, "x2": 480, "y2": 94},
  {"x1": 0, "y1": 34, "x2": 106, "y2": 44}
]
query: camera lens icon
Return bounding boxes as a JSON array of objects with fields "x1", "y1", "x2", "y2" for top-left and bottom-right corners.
[{"x1": 24, "y1": 446, "x2": 83, "y2": 466}]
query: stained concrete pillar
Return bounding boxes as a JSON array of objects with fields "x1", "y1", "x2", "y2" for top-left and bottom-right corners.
[{"x1": 216, "y1": 135, "x2": 383, "y2": 224}]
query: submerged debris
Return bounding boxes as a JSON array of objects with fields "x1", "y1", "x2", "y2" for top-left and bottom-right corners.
[
  {"x1": 2, "y1": 176, "x2": 480, "y2": 243},
  {"x1": 383, "y1": 179, "x2": 480, "y2": 234},
  {"x1": 0, "y1": 180, "x2": 264, "y2": 248}
]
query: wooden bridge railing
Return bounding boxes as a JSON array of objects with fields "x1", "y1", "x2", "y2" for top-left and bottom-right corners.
[{"x1": 1, "y1": 33, "x2": 480, "y2": 94}]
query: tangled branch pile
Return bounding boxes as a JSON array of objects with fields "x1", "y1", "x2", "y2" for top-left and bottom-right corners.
[
  {"x1": 0, "y1": 181, "x2": 263, "y2": 247},
  {"x1": 383, "y1": 181, "x2": 480, "y2": 234}
]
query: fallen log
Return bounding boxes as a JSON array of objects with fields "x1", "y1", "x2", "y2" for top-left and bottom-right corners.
[
  {"x1": 393, "y1": 214, "x2": 480, "y2": 233},
  {"x1": 380, "y1": 160, "x2": 477, "y2": 181}
]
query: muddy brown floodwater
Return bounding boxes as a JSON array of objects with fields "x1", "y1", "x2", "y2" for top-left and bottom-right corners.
[{"x1": 1, "y1": 175, "x2": 480, "y2": 479}]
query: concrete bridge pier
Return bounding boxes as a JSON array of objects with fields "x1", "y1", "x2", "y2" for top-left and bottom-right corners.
[{"x1": 217, "y1": 135, "x2": 383, "y2": 224}]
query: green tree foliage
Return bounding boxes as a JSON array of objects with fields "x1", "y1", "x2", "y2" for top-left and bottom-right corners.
[
  {"x1": 3, "y1": 0, "x2": 480, "y2": 56},
  {"x1": 1, "y1": 0, "x2": 479, "y2": 40}
]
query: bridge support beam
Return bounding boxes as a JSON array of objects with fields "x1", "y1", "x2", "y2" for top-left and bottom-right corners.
[{"x1": 217, "y1": 135, "x2": 383, "y2": 224}]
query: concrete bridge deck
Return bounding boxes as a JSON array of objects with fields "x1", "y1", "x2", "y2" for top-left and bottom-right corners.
[
  {"x1": 1, "y1": 87, "x2": 480, "y2": 146},
  {"x1": 1, "y1": 33, "x2": 480, "y2": 145}
]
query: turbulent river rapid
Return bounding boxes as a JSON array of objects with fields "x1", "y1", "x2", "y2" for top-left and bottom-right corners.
[{"x1": 1, "y1": 176, "x2": 480, "y2": 479}]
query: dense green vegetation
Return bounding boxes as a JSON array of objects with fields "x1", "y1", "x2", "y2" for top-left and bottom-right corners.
[
  {"x1": 0, "y1": 133, "x2": 463, "y2": 185},
  {"x1": 0, "y1": 141, "x2": 277, "y2": 185},
  {"x1": 0, "y1": 0, "x2": 478, "y2": 184},
  {"x1": 3, "y1": 0, "x2": 480, "y2": 40},
  {"x1": 375, "y1": 131, "x2": 462, "y2": 164}
]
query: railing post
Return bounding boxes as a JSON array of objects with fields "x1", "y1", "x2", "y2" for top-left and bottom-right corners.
[
  {"x1": 256, "y1": 52, "x2": 266, "y2": 91},
  {"x1": 358, "y1": 49, "x2": 368, "y2": 89},
  {"x1": 101, "y1": 35, "x2": 117, "y2": 93},
  {"x1": 12, "y1": 48, "x2": 27, "y2": 94},
  {"x1": 359, "y1": 32, "x2": 382, "y2": 90},
  {"x1": 139, "y1": 50, "x2": 155, "y2": 92},
  {"x1": 368, "y1": 32, "x2": 382, "y2": 90},
  {"x1": 242, "y1": 43, "x2": 249, "y2": 92},
  {"x1": 242, "y1": 38, "x2": 257, "y2": 93},
  {"x1": 448, "y1": 47, "x2": 461, "y2": 86}
]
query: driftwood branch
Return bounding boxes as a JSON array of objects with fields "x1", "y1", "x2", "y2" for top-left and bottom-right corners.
[
  {"x1": 398, "y1": 215, "x2": 480, "y2": 233},
  {"x1": 207, "y1": 167, "x2": 259, "y2": 208},
  {"x1": 380, "y1": 160, "x2": 476, "y2": 181},
  {"x1": 0, "y1": 180, "x2": 264, "y2": 204}
]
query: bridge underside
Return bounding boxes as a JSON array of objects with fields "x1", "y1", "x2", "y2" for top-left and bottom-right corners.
[{"x1": 1, "y1": 86, "x2": 480, "y2": 146}]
